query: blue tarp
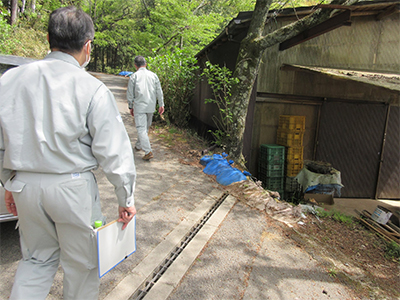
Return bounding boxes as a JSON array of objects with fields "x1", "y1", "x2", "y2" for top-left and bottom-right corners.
[
  {"x1": 304, "y1": 184, "x2": 342, "y2": 197},
  {"x1": 200, "y1": 154, "x2": 248, "y2": 186},
  {"x1": 118, "y1": 71, "x2": 133, "y2": 76}
]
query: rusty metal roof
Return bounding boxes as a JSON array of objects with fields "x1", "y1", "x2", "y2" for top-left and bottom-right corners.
[
  {"x1": 196, "y1": 0, "x2": 400, "y2": 58},
  {"x1": 281, "y1": 64, "x2": 400, "y2": 93}
]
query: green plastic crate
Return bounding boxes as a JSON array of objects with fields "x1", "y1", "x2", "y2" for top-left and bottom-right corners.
[{"x1": 259, "y1": 144, "x2": 285, "y2": 163}]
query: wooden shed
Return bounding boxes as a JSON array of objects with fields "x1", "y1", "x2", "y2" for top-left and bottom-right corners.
[{"x1": 192, "y1": 0, "x2": 400, "y2": 199}]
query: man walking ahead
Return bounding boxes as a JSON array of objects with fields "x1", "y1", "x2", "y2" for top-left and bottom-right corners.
[
  {"x1": 127, "y1": 56, "x2": 164, "y2": 160},
  {"x1": 0, "y1": 6, "x2": 136, "y2": 300}
]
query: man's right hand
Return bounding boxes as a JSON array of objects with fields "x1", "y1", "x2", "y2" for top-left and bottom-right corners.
[
  {"x1": 5, "y1": 190, "x2": 18, "y2": 216},
  {"x1": 118, "y1": 205, "x2": 136, "y2": 230},
  {"x1": 129, "y1": 108, "x2": 134, "y2": 117}
]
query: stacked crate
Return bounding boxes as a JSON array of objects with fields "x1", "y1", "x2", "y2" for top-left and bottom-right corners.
[
  {"x1": 258, "y1": 144, "x2": 285, "y2": 195},
  {"x1": 276, "y1": 115, "x2": 305, "y2": 197}
]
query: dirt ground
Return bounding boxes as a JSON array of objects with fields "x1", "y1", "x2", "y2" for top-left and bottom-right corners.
[
  {"x1": 292, "y1": 217, "x2": 399, "y2": 299},
  {"x1": 150, "y1": 122, "x2": 400, "y2": 300}
]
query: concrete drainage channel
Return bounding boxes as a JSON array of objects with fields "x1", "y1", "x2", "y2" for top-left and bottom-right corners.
[
  {"x1": 131, "y1": 192, "x2": 230, "y2": 300},
  {"x1": 103, "y1": 189, "x2": 236, "y2": 300}
]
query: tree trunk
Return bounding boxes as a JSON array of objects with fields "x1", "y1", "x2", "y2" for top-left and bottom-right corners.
[
  {"x1": 30, "y1": 0, "x2": 36, "y2": 13},
  {"x1": 21, "y1": 0, "x2": 26, "y2": 13},
  {"x1": 229, "y1": 0, "x2": 274, "y2": 163},
  {"x1": 10, "y1": 0, "x2": 18, "y2": 25},
  {"x1": 229, "y1": 0, "x2": 359, "y2": 163}
]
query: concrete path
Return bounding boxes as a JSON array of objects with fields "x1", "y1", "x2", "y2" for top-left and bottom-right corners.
[
  {"x1": 0, "y1": 72, "x2": 359, "y2": 300},
  {"x1": 91, "y1": 73, "x2": 359, "y2": 300}
]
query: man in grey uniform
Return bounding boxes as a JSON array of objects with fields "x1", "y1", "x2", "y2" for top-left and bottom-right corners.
[
  {"x1": 127, "y1": 56, "x2": 164, "y2": 160},
  {"x1": 0, "y1": 6, "x2": 136, "y2": 300}
]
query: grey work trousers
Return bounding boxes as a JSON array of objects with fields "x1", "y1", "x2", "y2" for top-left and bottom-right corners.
[
  {"x1": 134, "y1": 112, "x2": 153, "y2": 154},
  {"x1": 6, "y1": 171, "x2": 104, "y2": 300}
]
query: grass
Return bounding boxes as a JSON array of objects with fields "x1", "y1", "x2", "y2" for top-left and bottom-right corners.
[
  {"x1": 316, "y1": 208, "x2": 354, "y2": 225},
  {"x1": 316, "y1": 208, "x2": 400, "y2": 262},
  {"x1": 385, "y1": 240, "x2": 400, "y2": 262},
  {"x1": 327, "y1": 268, "x2": 337, "y2": 277},
  {"x1": 153, "y1": 122, "x2": 210, "y2": 153}
]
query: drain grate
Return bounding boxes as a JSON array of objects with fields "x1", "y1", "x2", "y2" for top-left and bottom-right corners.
[{"x1": 130, "y1": 192, "x2": 229, "y2": 300}]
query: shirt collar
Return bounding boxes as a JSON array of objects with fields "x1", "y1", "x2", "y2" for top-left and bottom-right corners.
[{"x1": 44, "y1": 51, "x2": 81, "y2": 68}]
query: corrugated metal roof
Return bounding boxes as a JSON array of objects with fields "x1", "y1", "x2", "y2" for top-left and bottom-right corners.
[
  {"x1": 196, "y1": 0, "x2": 400, "y2": 58},
  {"x1": 282, "y1": 64, "x2": 400, "y2": 93}
]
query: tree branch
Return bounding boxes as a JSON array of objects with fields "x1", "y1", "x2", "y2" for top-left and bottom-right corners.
[
  {"x1": 193, "y1": 0, "x2": 207, "y2": 15},
  {"x1": 155, "y1": 26, "x2": 190, "y2": 52},
  {"x1": 257, "y1": 0, "x2": 359, "y2": 49},
  {"x1": 141, "y1": 0, "x2": 151, "y2": 17}
]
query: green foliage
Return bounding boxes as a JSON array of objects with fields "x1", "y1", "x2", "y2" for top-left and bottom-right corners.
[
  {"x1": 0, "y1": 8, "x2": 47, "y2": 57},
  {"x1": 316, "y1": 208, "x2": 354, "y2": 225},
  {"x1": 202, "y1": 61, "x2": 239, "y2": 148},
  {"x1": 327, "y1": 268, "x2": 337, "y2": 277},
  {"x1": 385, "y1": 241, "x2": 400, "y2": 262},
  {"x1": 3, "y1": 26, "x2": 48, "y2": 58},
  {"x1": 0, "y1": 10, "x2": 12, "y2": 54},
  {"x1": 148, "y1": 48, "x2": 199, "y2": 128}
]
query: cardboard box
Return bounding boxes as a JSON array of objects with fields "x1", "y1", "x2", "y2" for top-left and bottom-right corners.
[{"x1": 304, "y1": 193, "x2": 334, "y2": 205}]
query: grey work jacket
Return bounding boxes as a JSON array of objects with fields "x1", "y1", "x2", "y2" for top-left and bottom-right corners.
[
  {"x1": 0, "y1": 51, "x2": 136, "y2": 207},
  {"x1": 127, "y1": 67, "x2": 164, "y2": 113}
]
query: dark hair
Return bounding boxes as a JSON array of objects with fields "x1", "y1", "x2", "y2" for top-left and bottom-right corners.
[
  {"x1": 134, "y1": 56, "x2": 147, "y2": 68},
  {"x1": 48, "y1": 6, "x2": 95, "y2": 53}
]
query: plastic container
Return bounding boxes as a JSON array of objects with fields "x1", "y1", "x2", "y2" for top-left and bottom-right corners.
[
  {"x1": 262, "y1": 176, "x2": 284, "y2": 191},
  {"x1": 258, "y1": 163, "x2": 285, "y2": 178},
  {"x1": 286, "y1": 147, "x2": 304, "y2": 161},
  {"x1": 285, "y1": 161, "x2": 304, "y2": 177},
  {"x1": 276, "y1": 129, "x2": 304, "y2": 147},
  {"x1": 285, "y1": 176, "x2": 300, "y2": 192},
  {"x1": 371, "y1": 206, "x2": 393, "y2": 225},
  {"x1": 259, "y1": 144, "x2": 285, "y2": 163},
  {"x1": 94, "y1": 220, "x2": 102, "y2": 229},
  {"x1": 278, "y1": 115, "x2": 305, "y2": 131}
]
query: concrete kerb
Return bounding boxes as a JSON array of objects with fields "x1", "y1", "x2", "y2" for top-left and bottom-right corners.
[
  {"x1": 103, "y1": 190, "x2": 232, "y2": 300},
  {"x1": 143, "y1": 195, "x2": 237, "y2": 300}
]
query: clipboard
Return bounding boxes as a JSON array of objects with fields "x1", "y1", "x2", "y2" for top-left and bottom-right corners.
[{"x1": 96, "y1": 216, "x2": 136, "y2": 278}]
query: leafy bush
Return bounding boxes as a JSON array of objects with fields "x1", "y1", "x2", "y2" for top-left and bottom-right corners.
[
  {"x1": 201, "y1": 61, "x2": 239, "y2": 148},
  {"x1": 0, "y1": 10, "x2": 12, "y2": 54},
  {"x1": 148, "y1": 48, "x2": 199, "y2": 128}
]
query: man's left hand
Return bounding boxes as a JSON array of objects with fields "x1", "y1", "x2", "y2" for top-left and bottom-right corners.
[{"x1": 158, "y1": 106, "x2": 164, "y2": 115}]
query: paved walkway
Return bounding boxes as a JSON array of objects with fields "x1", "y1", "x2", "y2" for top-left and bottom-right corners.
[
  {"x1": 91, "y1": 73, "x2": 358, "y2": 300},
  {"x1": 0, "y1": 72, "x2": 359, "y2": 300}
]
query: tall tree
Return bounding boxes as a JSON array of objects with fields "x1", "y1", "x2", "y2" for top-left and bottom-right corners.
[
  {"x1": 228, "y1": 0, "x2": 359, "y2": 163},
  {"x1": 10, "y1": 0, "x2": 18, "y2": 25}
]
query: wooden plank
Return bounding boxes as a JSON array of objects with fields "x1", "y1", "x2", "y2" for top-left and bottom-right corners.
[{"x1": 361, "y1": 210, "x2": 400, "y2": 238}]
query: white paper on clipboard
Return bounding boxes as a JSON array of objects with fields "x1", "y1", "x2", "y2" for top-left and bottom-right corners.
[{"x1": 96, "y1": 216, "x2": 136, "y2": 278}]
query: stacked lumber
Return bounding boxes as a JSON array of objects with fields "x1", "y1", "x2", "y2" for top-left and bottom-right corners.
[{"x1": 356, "y1": 209, "x2": 400, "y2": 244}]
